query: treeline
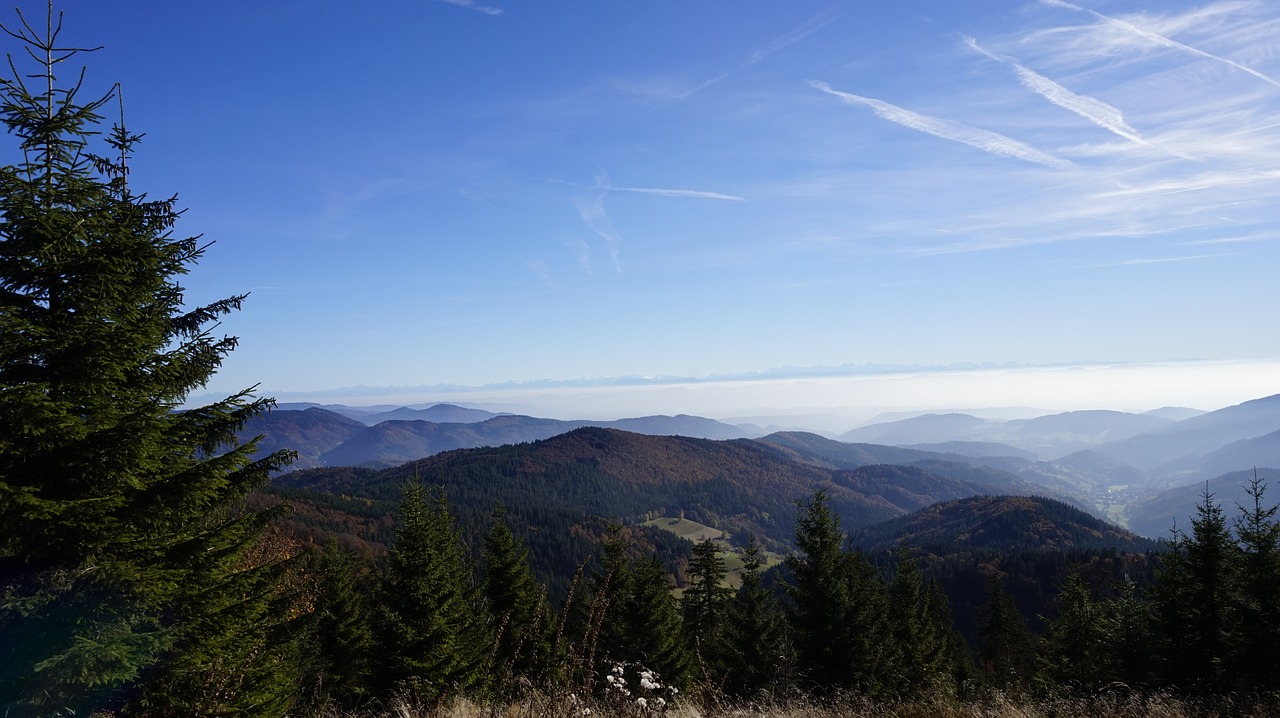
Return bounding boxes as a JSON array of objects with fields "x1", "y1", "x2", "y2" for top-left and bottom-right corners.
[
  {"x1": 965, "y1": 476, "x2": 1280, "y2": 697},
  {"x1": 271, "y1": 478, "x2": 1280, "y2": 713},
  {"x1": 254, "y1": 486, "x2": 971, "y2": 711}
]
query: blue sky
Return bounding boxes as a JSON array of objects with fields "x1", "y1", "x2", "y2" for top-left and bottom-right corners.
[{"x1": 21, "y1": 1, "x2": 1280, "y2": 414}]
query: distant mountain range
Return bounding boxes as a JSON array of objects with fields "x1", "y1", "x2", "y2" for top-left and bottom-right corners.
[
  {"x1": 276, "y1": 402, "x2": 503, "y2": 425},
  {"x1": 245, "y1": 406, "x2": 759, "y2": 469},
  {"x1": 249, "y1": 393, "x2": 1280, "y2": 539},
  {"x1": 273, "y1": 427, "x2": 1138, "y2": 556},
  {"x1": 840, "y1": 409, "x2": 1178, "y2": 460}
]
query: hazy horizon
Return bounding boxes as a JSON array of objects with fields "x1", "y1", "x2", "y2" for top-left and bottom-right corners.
[{"x1": 197, "y1": 358, "x2": 1280, "y2": 433}]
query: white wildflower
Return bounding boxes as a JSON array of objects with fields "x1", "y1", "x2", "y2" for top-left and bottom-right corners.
[{"x1": 636, "y1": 697, "x2": 648, "y2": 709}]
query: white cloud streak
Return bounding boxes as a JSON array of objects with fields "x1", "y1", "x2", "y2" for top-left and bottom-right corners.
[
  {"x1": 436, "y1": 0, "x2": 504, "y2": 16},
  {"x1": 612, "y1": 186, "x2": 746, "y2": 201},
  {"x1": 964, "y1": 36, "x2": 1153, "y2": 148},
  {"x1": 1095, "y1": 253, "x2": 1228, "y2": 267},
  {"x1": 1040, "y1": 0, "x2": 1280, "y2": 86},
  {"x1": 565, "y1": 177, "x2": 744, "y2": 272},
  {"x1": 681, "y1": 6, "x2": 839, "y2": 98},
  {"x1": 810, "y1": 81, "x2": 1078, "y2": 169},
  {"x1": 565, "y1": 237, "x2": 593, "y2": 275},
  {"x1": 574, "y1": 192, "x2": 622, "y2": 273}
]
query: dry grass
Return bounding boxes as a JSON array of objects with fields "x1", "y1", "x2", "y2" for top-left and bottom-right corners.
[{"x1": 315, "y1": 689, "x2": 1280, "y2": 718}]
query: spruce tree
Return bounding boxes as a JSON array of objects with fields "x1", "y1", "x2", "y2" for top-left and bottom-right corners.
[
  {"x1": 785, "y1": 491, "x2": 894, "y2": 695},
  {"x1": 375, "y1": 481, "x2": 489, "y2": 700},
  {"x1": 1232, "y1": 474, "x2": 1280, "y2": 691},
  {"x1": 722, "y1": 538, "x2": 787, "y2": 697},
  {"x1": 786, "y1": 491, "x2": 848, "y2": 690},
  {"x1": 1153, "y1": 488, "x2": 1239, "y2": 693},
  {"x1": 1037, "y1": 573, "x2": 1108, "y2": 691},
  {"x1": 681, "y1": 538, "x2": 732, "y2": 681},
  {"x1": 564, "y1": 523, "x2": 632, "y2": 684},
  {"x1": 887, "y1": 555, "x2": 950, "y2": 696},
  {"x1": 1100, "y1": 576, "x2": 1154, "y2": 688},
  {"x1": 481, "y1": 508, "x2": 552, "y2": 688},
  {"x1": 582, "y1": 528, "x2": 691, "y2": 690},
  {"x1": 925, "y1": 579, "x2": 971, "y2": 688},
  {"x1": 304, "y1": 539, "x2": 376, "y2": 711},
  {"x1": 976, "y1": 574, "x2": 1037, "y2": 689},
  {"x1": 614, "y1": 555, "x2": 692, "y2": 689},
  {"x1": 0, "y1": 6, "x2": 297, "y2": 715}
]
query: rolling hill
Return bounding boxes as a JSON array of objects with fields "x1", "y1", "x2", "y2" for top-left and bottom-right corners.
[
  {"x1": 850, "y1": 495, "x2": 1159, "y2": 558},
  {"x1": 1098, "y1": 394, "x2": 1280, "y2": 473},
  {"x1": 1125, "y1": 467, "x2": 1280, "y2": 539},
  {"x1": 241, "y1": 407, "x2": 368, "y2": 470},
  {"x1": 278, "y1": 427, "x2": 1009, "y2": 543}
]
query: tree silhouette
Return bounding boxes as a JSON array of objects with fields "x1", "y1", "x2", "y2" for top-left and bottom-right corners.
[{"x1": 0, "y1": 6, "x2": 297, "y2": 714}]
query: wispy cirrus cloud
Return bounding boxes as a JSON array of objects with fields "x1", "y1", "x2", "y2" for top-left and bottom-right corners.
[
  {"x1": 680, "y1": 6, "x2": 840, "y2": 98},
  {"x1": 964, "y1": 36, "x2": 1154, "y2": 149},
  {"x1": 611, "y1": 186, "x2": 745, "y2": 201},
  {"x1": 1040, "y1": 0, "x2": 1279, "y2": 86},
  {"x1": 436, "y1": 0, "x2": 504, "y2": 16},
  {"x1": 810, "y1": 80, "x2": 1077, "y2": 169},
  {"x1": 1181, "y1": 231, "x2": 1276, "y2": 246},
  {"x1": 1093, "y1": 252, "x2": 1230, "y2": 267},
  {"x1": 574, "y1": 190, "x2": 622, "y2": 273},
  {"x1": 567, "y1": 176, "x2": 745, "y2": 273}
]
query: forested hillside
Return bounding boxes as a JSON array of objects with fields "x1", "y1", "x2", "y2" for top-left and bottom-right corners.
[{"x1": 268, "y1": 426, "x2": 1059, "y2": 584}]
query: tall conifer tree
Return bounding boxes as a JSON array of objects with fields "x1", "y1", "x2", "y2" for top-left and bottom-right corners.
[
  {"x1": 376, "y1": 481, "x2": 489, "y2": 700},
  {"x1": 722, "y1": 538, "x2": 787, "y2": 697},
  {"x1": 304, "y1": 539, "x2": 376, "y2": 711},
  {"x1": 681, "y1": 538, "x2": 732, "y2": 680},
  {"x1": 615, "y1": 555, "x2": 692, "y2": 688},
  {"x1": 1153, "y1": 488, "x2": 1239, "y2": 693},
  {"x1": 976, "y1": 574, "x2": 1037, "y2": 688},
  {"x1": 888, "y1": 555, "x2": 951, "y2": 696},
  {"x1": 582, "y1": 528, "x2": 691, "y2": 690},
  {"x1": 481, "y1": 508, "x2": 552, "y2": 687},
  {"x1": 1101, "y1": 576, "x2": 1154, "y2": 688},
  {"x1": 786, "y1": 492, "x2": 894, "y2": 696},
  {"x1": 1037, "y1": 573, "x2": 1108, "y2": 691},
  {"x1": 0, "y1": 6, "x2": 297, "y2": 715},
  {"x1": 1232, "y1": 474, "x2": 1280, "y2": 691}
]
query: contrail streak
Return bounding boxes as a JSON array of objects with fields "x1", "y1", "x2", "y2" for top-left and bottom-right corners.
[
  {"x1": 965, "y1": 36, "x2": 1150, "y2": 147},
  {"x1": 682, "y1": 6, "x2": 839, "y2": 98},
  {"x1": 1041, "y1": 0, "x2": 1279, "y2": 86},
  {"x1": 811, "y1": 81, "x2": 1077, "y2": 169},
  {"x1": 436, "y1": 0, "x2": 503, "y2": 15},
  {"x1": 613, "y1": 187, "x2": 746, "y2": 201}
]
